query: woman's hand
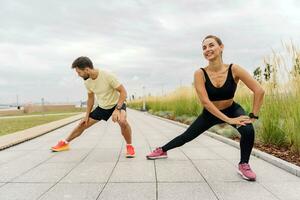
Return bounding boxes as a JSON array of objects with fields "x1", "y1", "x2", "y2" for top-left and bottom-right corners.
[{"x1": 227, "y1": 115, "x2": 252, "y2": 126}]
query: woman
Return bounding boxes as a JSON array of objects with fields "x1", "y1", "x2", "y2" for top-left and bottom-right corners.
[{"x1": 146, "y1": 35, "x2": 265, "y2": 181}]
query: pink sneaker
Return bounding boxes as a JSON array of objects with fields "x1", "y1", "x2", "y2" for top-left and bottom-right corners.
[
  {"x1": 146, "y1": 148, "x2": 168, "y2": 160},
  {"x1": 238, "y1": 163, "x2": 256, "y2": 181}
]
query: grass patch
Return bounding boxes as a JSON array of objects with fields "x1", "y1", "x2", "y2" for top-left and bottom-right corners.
[
  {"x1": 0, "y1": 114, "x2": 79, "y2": 136},
  {"x1": 0, "y1": 107, "x2": 85, "y2": 117}
]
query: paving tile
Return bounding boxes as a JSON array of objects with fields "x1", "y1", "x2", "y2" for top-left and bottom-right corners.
[
  {"x1": 158, "y1": 183, "x2": 217, "y2": 200},
  {"x1": 12, "y1": 163, "x2": 76, "y2": 183},
  {"x1": 98, "y1": 183, "x2": 155, "y2": 200},
  {"x1": 0, "y1": 183, "x2": 53, "y2": 200},
  {"x1": 40, "y1": 183, "x2": 104, "y2": 200},
  {"x1": 211, "y1": 182, "x2": 278, "y2": 200},
  {"x1": 61, "y1": 162, "x2": 115, "y2": 183},
  {"x1": 156, "y1": 160, "x2": 205, "y2": 182},
  {"x1": 110, "y1": 161, "x2": 155, "y2": 182}
]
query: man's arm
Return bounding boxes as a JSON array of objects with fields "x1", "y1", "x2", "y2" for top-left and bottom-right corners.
[
  {"x1": 115, "y1": 84, "x2": 127, "y2": 108},
  {"x1": 84, "y1": 92, "x2": 95, "y2": 125},
  {"x1": 111, "y1": 84, "x2": 127, "y2": 123}
]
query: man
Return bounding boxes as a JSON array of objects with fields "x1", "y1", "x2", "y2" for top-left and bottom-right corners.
[{"x1": 51, "y1": 56, "x2": 135, "y2": 158}]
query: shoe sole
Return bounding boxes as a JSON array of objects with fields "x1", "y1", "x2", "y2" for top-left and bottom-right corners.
[
  {"x1": 237, "y1": 170, "x2": 256, "y2": 181},
  {"x1": 126, "y1": 154, "x2": 135, "y2": 158},
  {"x1": 146, "y1": 155, "x2": 168, "y2": 160},
  {"x1": 51, "y1": 147, "x2": 70, "y2": 152}
]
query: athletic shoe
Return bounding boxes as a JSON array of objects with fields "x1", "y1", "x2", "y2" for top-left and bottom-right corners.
[
  {"x1": 238, "y1": 163, "x2": 256, "y2": 181},
  {"x1": 146, "y1": 147, "x2": 168, "y2": 160},
  {"x1": 126, "y1": 144, "x2": 135, "y2": 158},
  {"x1": 51, "y1": 140, "x2": 69, "y2": 152}
]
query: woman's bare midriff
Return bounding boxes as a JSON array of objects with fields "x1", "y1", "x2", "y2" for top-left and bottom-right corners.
[{"x1": 212, "y1": 99, "x2": 234, "y2": 110}]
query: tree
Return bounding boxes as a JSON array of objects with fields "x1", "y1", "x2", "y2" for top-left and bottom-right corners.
[
  {"x1": 264, "y1": 63, "x2": 272, "y2": 82},
  {"x1": 253, "y1": 67, "x2": 262, "y2": 83}
]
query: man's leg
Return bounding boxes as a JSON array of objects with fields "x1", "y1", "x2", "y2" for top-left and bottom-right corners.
[
  {"x1": 51, "y1": 117, "x2": 98, "y2": 152},
  {"x1": 117, "y1": 110, "x2": 135, "y2": 157},
  {"x1": 117, "y1": 110, "x2": 132, "y2": 144},
  {"x1": 66, "y1": 117, "x2": 99, "y2": 142}
]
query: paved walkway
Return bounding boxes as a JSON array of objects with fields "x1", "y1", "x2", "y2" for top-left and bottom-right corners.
[{"x1": 0, "y1": 109, "x2": 299, "y2": 200}]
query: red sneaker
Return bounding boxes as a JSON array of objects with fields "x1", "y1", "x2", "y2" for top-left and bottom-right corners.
[
  {"x1": 126, "y1": 144, "x2": 135, "y2": 158},
  {"x1": 51, "y1": 140, "x2": 69, "y2": 152}
]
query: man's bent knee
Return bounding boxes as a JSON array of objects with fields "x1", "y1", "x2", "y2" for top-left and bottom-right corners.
[
  {"x1": 78, "y1": 122, "x2": 88, "y2": 130},
  {"x1": 118, "y1": 120, "x2": 128, "y2": 128}
]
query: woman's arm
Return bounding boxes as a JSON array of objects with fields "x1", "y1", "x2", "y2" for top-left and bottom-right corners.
[
  {"x1": 232, "y1": 64, "x2": 265, "y2": 117},
  {"x1": 194, "y1": 69, "x2": 249, "y2": 126}
]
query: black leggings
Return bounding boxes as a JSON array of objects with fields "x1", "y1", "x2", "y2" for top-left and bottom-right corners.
[{"x1": 161, "y1": 102, "x2": 255, "y2": 164}]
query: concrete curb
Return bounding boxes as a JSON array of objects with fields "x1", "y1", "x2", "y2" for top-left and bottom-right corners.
[
  {"x1": 144, "y1": 111, "x2": 300, "y2": 177},
  {"x1": 0, "y1": 113, "x2": 84, "y2": 150}
]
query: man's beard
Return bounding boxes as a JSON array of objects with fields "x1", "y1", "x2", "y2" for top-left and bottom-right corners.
[{"x1": 82, "y1": 75, "x2": 89, "y2": 80}]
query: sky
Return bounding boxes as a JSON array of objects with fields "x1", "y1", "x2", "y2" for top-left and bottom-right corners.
[{"x1": 0, "y1": 0, "x2": 299, "y2": 105}]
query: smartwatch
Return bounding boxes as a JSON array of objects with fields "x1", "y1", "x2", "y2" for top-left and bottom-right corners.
[
  {"x1": 249, "y1": 112, "x2": 259, "y2": 119},
  {"x1": 116, "y1": 105, "x2": 122, "y2": 111}
]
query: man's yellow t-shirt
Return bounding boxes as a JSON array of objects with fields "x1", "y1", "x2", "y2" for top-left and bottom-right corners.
[{"x1": 84, "y1": 69, "x2": 121, "y2": 109}]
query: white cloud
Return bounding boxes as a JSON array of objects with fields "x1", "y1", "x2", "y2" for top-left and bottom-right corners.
[
  {"x1": 131, "y1": 75, "x2": 139, "y2": 81},
  {"x1": 0, "y1": 0, "x2": 299, "y2": 104}
]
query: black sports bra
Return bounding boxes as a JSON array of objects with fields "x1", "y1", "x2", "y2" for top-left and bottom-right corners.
[{"x1": 200, "y1": 64, "x2": 237, "y2": 101}]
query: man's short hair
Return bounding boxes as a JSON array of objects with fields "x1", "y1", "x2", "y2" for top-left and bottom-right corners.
[{"x1": 71, "y1": 56, "x2": 93, "y2": 69}]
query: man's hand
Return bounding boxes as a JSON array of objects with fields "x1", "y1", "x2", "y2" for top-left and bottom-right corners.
[
  {"x1": 112, "y1": 109, "x2": 121, "y2": 123},
  {"x1": 79, "y1": 115, "x2": 90, "y2": 127}
]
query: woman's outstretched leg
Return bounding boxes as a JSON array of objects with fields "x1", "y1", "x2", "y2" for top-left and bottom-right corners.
[{"x1": 146, "y1": 112, "x2": 218, "y2": 159}]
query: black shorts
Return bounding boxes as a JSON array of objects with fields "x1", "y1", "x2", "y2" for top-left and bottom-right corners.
[{"x1": 89, "y1": 103, "x2": 126, "y2": 121}]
